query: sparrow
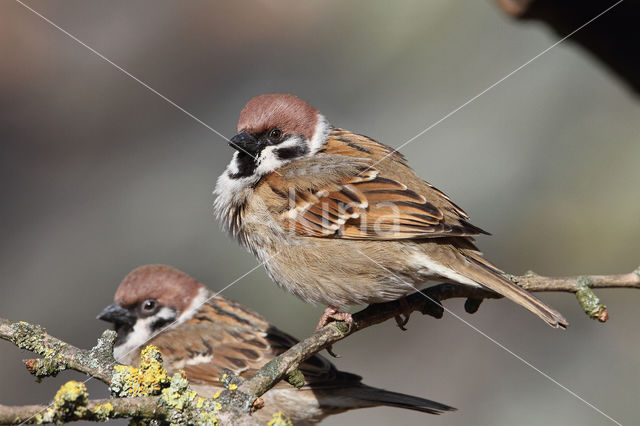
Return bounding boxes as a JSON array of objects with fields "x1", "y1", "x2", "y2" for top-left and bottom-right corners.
[
  {"x1": 97, "y1": 265, "x2": 455, "y2": 424},
  {"x1": 213, "y1": 93, "x2": 568, "y2": 330}
]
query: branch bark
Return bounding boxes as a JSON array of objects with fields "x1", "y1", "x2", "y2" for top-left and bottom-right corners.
[
  {"x1": 0, "y1": 319, "x2": 116, "y2": 384},
  {"x1": 0, "y1": 397, "x2": 161, "y2": 424},
  {"x1": 1, "y1": 267, "x2": 638, "y2": 424},
  {"x1": 239, "y1": 267, "x2": 640, "y2": 398}
]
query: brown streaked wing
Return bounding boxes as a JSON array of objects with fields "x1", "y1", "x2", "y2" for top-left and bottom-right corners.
[
  {"x1": 281, "y1": 129, "x2": 489, "y2": 240},
  {"x1": 149, "y1": 297, "x2": 353, "y2": 389}
]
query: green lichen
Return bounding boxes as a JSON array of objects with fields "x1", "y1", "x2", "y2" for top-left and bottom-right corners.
[
  {"x1": 218, "y1": 369, "x2": 244, "y2": 388},
  {"x1": 11, "y1": 322, "x2": 69, "y2": 379},
  {"x1": 267, "y1": 411, "x2": 293, "y2": 426},
  {"x1": 333, "y1": 320, "x2": 351, "y2": 333},
  {"x1": 575, "y1": 276, "x2": 608, "y2": 322},
  {"x1": 197, "y1": 411, "x2": 220, "y2": 426},
  {"x1": 87, "y1": 330, "x2": 117, "y2": 366},
  {"x1": 160, "y1": 372, "x2": 220, "y2": 425},
  {"x1": 41, "y1": 380, "x2": 89, "y2": 423},
  {"x1": 195, "y1": 397, "x2": 221, "y2": 426},
  {"x1": 24, "y1": 356, "x2": 66, "y2": 379},
  {"x1": 205, "y1": 370, "x2": 256, "y2": 413},
  {"x1": 161, "y1": 372, "x2": 197, "y2": 411},
  {"x1": 285, "y1": 368, "x2": 305, "y2": 389},
  {"x1": 110, "y1": 345, "x2": 169, "y2": 397}
]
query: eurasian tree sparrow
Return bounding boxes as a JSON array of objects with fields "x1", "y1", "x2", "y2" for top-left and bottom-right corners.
[
  {"x1": 214, "y1": 94, "x2": 568, "y2": 329},
  {"x1": 97, "y1": 265, "x2": 455, "y2": 423}
]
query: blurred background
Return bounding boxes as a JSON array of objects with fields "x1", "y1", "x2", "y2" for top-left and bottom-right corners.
[{"x1": 1, "y1": 1, "x2": 639, "y2": 425}]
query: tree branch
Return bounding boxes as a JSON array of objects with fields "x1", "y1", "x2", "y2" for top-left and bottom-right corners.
[
  {"x1": 239, "y1": 267, "x2": 640, "y2": 398},
  {"x1": 1, "y1": 267, "x2": 638, "y2": 423},
  {"x1": 0, "y1": 319, "x2": 263, "y2": 425},
  {"x1": 0, "y1": 396, "x2": 161, "y2": 424},
  {"x1": 0, "y1": 318, "x2": 116, "y2": 384}
]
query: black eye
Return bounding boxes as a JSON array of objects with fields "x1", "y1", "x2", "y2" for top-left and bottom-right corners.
[
  {"x1": 141, "y1": 299, "x2": 157, "y2": 313},
  {"x1": 268, "y1": 128, "x2": 282, "y2": 141}
]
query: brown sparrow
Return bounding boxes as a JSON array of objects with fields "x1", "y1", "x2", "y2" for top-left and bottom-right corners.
[
  {"x1": 97, "y1": 265, "x2": 455, "y2": 423},
  {"x1": 214, "y1": 93, "x2": 568, "y2": 330}
]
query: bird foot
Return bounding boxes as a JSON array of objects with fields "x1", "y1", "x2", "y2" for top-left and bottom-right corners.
[
  {"x1": 315, "y1": 306, "x2": 353, "y2": 331},
  {"x1": 394, "y1": 297, "x2": 412, "y2": 331},
  {"x1": 315, "y1": 306, "x2": 353, "y2": 358}
]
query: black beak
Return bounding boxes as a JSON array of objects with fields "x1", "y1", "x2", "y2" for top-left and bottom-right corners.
[
  {"x1": 97, "y1": 304, "x2": 135, "y2": 326},
  {"x1": 229, "y1": 131, "x2": 260, "y2": 155}
]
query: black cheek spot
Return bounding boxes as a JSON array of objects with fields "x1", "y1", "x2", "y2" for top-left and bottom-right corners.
[
  {"x1": 275, "y1": 144, "x2": 309, "y2": 160},
  {"x1": 151, "y1": 317, "x2": 174, "y2": 331}
]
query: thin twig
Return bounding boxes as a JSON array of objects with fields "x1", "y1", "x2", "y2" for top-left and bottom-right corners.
[
  {"x1": 1, "y1": 267, "x2": 638, "y2": 423},
  {"x1": 239, "y1": 267, "x2": 640, "y2": 397}
]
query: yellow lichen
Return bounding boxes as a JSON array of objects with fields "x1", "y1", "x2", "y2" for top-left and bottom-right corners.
[
  {"x1": 267, "y1": 411, "x2": 293, "y2": 426},
  {"x1": 41, "y1": 380, "x2": 89, "y2": 422},
  {"x1": 109, "y1": 345, "x2": 169, "y2": 397},
  {"x1": 161, "y1": 373, "x2": 197, "y2": 411},
  {"x1": 228, "y1": 383, "x2": 238, "y2": 391},
  {"x1": 197, "y1": 411, "x2": 220, "y2": 426},
  {"x1": 93, "y1": 402, "x2": 114, "y2": 420}
]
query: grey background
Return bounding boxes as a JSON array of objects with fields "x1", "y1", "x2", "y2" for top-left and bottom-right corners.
[{"x1": 1, "y1": 1, "x2": 638, "y2": 425}]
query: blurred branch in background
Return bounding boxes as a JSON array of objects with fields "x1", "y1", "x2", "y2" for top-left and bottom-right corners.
[
  {"x1": 496, "y1": 0, "x2": 640, "y2": 94},
  {"x1": 1, "y1": 267, "x2": 638, "y2": 424}
]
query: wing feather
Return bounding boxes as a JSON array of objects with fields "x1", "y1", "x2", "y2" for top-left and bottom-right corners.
[{"x1": 276, "y1": 129, "x2": 489, "y2": 240}]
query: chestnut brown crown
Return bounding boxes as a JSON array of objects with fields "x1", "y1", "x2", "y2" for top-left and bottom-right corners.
[
  {"x1": 114, "y1": 265, "x2": 204, "y2": 314},
  {"x1": 237, "y1": 93, "x2": 319, "y2": 140}
]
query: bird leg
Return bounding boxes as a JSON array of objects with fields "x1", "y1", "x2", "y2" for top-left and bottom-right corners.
[
  {"x1": 315, "y1": 306, "x2": 353, "y2": 358},
  {"x1": 315, "y1": 306, "x2": 353, "y2": 331},
  {"x1": 394, "y1": 297, "x2": 412, "y2": 330}
]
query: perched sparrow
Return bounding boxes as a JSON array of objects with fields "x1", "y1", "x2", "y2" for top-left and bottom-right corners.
[
  {"x1": 214, "y1": 93, "x2": 568, "y2": 329},
  {"x1": 98, "y1": 265, "x2": 455, "y2": 423}
]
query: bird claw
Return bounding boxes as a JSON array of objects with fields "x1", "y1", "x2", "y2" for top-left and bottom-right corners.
[
  {"x1": 315, "y1": 306, "x2": 353, "y2": 331},
  {"x1": 394, "y1": 297, "x2": 412, "y2": 330},
  {"x1": 325, "y1": 345, "x2": 341, "y2": 358},
  {"x1": 394, "y1": 314, "x2": 410, "y2": 330},
  {"x1": 315, "y1": 306, "x2": 353, "y2": 358}
]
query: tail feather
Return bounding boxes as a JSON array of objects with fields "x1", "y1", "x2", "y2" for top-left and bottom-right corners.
[
  {"x1": 463, "y1": 256, "x2": 569, "y2": 328},
  {"x1": 315, "y1": 383, "x2": 456, "y2": 414},
  {"x1": 347, "y1": 385, "x2": 456, "y2": 414}
]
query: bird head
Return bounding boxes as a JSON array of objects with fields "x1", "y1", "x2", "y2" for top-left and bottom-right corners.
[
  {"x1": 97, "y1": 264, "x2": 208, "y2": 362},
  {"x1": 225, "y1": 93, "x2": 330, "y2": 180}
]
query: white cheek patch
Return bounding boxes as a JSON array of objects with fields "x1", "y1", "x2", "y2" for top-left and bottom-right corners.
[
  {"x1": 255, "y1": 145, "x2": 280, "y2": 175},
  {"x1": 254, "y1": 136, "x2": 305, "y2": 176},
  {"x1": 113, "y1": 307, "x2": 177, "y2": 364}
]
